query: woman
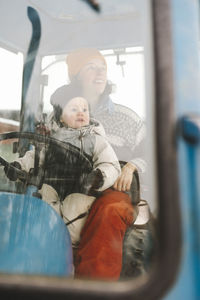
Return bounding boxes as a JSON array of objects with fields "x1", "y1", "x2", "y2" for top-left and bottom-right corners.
[{"x1": 48, "y1": 48, "x2": 147, "y2": 280}]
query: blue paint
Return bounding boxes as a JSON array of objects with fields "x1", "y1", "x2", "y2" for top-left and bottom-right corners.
[
  {"x1": 164, "y1": 1, "x2": 200, "y2": 299},
  {"x1": 0, "y1": 192, "x2": 73, "y2": 277},
  {"x1": 165, "y1": 122, "x2": 200, "y2": 297},
  {"x1": 171, "y1": 0, "x2": 200, "y2": 116}
]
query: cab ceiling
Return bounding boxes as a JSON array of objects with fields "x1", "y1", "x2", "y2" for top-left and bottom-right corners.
[{"x1": 0, "y1": 0, "x2": 145, "y2": 56}]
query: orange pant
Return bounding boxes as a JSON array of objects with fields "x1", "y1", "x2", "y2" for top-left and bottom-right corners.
[{"x1": 74, "y1": 188, "x2": 134, "y2": 280}]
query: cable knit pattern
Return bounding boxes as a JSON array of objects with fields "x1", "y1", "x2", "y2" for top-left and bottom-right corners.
[{"x1": 93, "y1": 103, "x2": 146, "y2": 173}]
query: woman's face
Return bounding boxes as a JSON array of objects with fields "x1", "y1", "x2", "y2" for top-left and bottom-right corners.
[
  {"x1": 77, "y1": 58, "x2": 107, "y2": 99},
  {"x1": 61, "y1": 97, "x2": 90, "y2": 129}
]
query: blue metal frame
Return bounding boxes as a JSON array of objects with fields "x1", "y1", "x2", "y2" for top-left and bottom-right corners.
[{"x1": 164, "y1": 1, "x2": 200, "y2": 299}]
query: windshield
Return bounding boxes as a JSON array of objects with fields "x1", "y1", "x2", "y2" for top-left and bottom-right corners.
[{"x1": 0, "y1": 0, "x2": 157, "y2": 284}]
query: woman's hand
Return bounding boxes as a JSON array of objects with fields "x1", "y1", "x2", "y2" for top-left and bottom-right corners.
[{"x1": 113, "y1": 162, "x2": 137, "y2": 192}]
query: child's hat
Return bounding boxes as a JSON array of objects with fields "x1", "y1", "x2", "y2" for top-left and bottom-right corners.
[
  {"x1": 66, "y1": 48, "x2": 107, "y2": 80},
  {"x1": 51, "y1": 85, "x2": 81, "y2": 110},
  {"x1": 50, "y1": 85, "x2": 83, "y2": 123}
]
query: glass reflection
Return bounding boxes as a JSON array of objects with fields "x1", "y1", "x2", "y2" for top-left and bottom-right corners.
[{"x1": 0, "y1": 0, "x2": 157, "y2": 283}]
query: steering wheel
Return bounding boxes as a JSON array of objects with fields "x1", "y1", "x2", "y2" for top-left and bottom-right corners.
[{"x1": 0, "y1": 131, "x2": 93, "y2": 197}]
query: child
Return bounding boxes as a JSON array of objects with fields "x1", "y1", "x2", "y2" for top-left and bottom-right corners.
[{"x1": 5, "y1": 90, "x2": 121, "y2": 246}]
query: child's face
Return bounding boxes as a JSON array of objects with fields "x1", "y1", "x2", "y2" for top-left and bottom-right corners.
[{"x1": 61, "y1": 97, "x2": 90, "y2": 129}]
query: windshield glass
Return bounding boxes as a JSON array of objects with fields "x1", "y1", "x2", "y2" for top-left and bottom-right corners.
[{"x1": 0, "y1": 0, "x2": 157, "y2": 284}]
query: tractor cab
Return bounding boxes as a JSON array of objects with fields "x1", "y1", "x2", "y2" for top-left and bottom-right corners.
[{"x1": 0, "y1": 0, "x2": 156, "y2": 287}]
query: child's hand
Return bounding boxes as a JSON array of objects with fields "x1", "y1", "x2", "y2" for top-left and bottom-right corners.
[
  {"x1": 83, "y1": 169, "x2": 104, "y2": 195},
  {"x1": 4, "y1": 161, "x2": 22, "y2": 181}
]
